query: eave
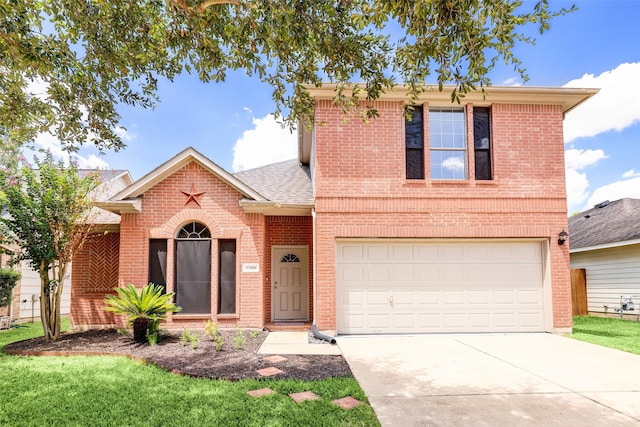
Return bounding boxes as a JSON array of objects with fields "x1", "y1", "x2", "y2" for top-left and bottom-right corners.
[
  {"x1": 94, "y1": 199, "x2": 142, "y2": 214},
  {"x1": 570, "y1": 238, "x2": 640, "y2": 254},
  {"x1": 304, "y1": 84, "x2": 599, "y2": 114},
  {"x1": 239, "y1": 200, "x2": 313, "y2": 216}
]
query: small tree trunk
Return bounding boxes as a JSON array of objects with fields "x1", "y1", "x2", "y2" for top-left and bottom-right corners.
[
  {"x1": 39, "y1": 262, "x2": 56, "y2": 341},
  {"x1": 133, "y1": 318, "x2": 150, "y2": 343}
]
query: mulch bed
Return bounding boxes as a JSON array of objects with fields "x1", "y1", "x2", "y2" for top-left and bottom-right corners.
[{"x1": 3, "y1": 328, "x2": 352, "y2": 381}]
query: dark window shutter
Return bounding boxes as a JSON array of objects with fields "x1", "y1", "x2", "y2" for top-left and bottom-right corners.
[
  {"x1": 405, "y1": 106, "x2": 424, "y2": 179},
  {"x1": 148, "y1": 239, "x2": 167, "y2": 293},
  {"x1": 218, "y1": 240, "x2": 236, "y2": 314},
  {"x1": 473, "y1": 107, "x2": 492, "y2": 180}
]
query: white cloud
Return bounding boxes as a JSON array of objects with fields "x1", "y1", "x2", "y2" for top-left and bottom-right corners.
[
  {"x1": 232, "y1": 114, "x2": 297, "y2": 172},
  {"x1": 114, "y1": 126, "x2": 134, "y2": 141},
  {"x1": 564, "y1": 148, "x2": 608, "y2": 210},
  {"x1": 32, "y1": 133, "x2": 110, "y2": 169},
  {"x1": 566, "y1": 168, "x2": 589, "y2": 210},
  {"x1": 622, "y1": 169, "x2": 640, "y2": 178},
  {"x1": 442, "y1": 156, "x2": 465, "y2": 171},
  {"x1": 564, "y1": 148, "x2": 607, "y2": 171},
  {"x1": 587, "y1": 176, "x2": 640, "y2": 208},
  {"x1": 563, "y1": 62, "x2": 640, "y2": 142},
  {"x1": 501, "y1": 77, "x2": 522, "y2": 86}
]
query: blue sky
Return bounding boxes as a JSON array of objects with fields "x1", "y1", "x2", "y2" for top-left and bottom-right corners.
[{"x1": 35, "y1": 0, "x2": 640, "y2": 215}]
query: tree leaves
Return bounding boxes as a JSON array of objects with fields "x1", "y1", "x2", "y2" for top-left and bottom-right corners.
[{"x1": 1, "y1": 0, "x2": 575, "y2": 153}]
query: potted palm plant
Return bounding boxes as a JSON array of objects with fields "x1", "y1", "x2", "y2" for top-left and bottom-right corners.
[{"x1": 103, "y1": 283, "x2": 181, "y2": 343}]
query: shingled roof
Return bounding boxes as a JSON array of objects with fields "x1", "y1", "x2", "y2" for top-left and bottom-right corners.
[
  {"x1": 568, "y1": 198, "x2": 640, "y2": 250},
  {"x1": 233, "y1": 159, "x2": 313, "y2": 205}
]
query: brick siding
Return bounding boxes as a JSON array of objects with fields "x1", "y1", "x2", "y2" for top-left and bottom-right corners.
[{"x1": 312, "y1": 100, "x2": 572, "y2": 331}]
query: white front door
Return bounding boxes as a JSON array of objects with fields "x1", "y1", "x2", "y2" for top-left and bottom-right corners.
[{"x1": 273, "y1": 246, "x2": 309, "y2": 321}]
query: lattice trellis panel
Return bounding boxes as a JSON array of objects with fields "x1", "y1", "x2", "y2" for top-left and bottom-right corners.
[{"x1": 86, "y1": 233, "x2": 120, "y2": 293}]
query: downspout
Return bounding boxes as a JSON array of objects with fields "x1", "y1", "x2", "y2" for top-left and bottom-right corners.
[
  {"x1": 311, "y1": 208, "x2": 337, "y2": 344},
  {"x1": 312, "y1": 208, "x2": 317, "y2": 325}
]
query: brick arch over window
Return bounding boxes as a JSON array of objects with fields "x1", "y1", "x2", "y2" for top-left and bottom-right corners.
[{"x1": 150, "y1": 209, "x2": 222, "y2": 239}]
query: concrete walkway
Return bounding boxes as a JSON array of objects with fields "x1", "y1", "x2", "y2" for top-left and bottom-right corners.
[
  {"x1": 338, "y1": 333, "x2": 640, "y2": 426},
  {"x1": 258, "y1": 331, "x2": 341, "y2": 355}
]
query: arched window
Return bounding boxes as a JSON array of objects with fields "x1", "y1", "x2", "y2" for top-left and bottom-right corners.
[
  {"x1": 280, "y1": 253, "x2": 300, "y2": 263},
  {"x1": 176, "y1": 221, "x2": 211, "y2": 239}
]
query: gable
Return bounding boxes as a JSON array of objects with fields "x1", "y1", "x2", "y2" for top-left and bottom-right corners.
[
  {"x1": 112, "y1": 147, "x2": 265, "y2": 202},
  {"x1": 97, "y1": 147, "x2": 267, "y2": 214}
]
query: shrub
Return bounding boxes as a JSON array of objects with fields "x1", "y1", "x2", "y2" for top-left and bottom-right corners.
[
  {"x1": 234, "y1": 325, "x2": 247, "y2": 349},
  {"x1": 0, "y1": 268, "x2": 20, "y2": 308},
  {"x1": 180, "y1": 330, "x2": 199, "y2": 350},
  {"x1": 103, "y1": 283, "x2": 181, "y2": 343}
]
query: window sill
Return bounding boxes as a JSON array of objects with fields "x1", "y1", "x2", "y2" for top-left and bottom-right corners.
[
  {"x1": 474, "y1": 180, "x2": 498, "y2": 186},
  {"x1": 171, "y1": 314, "x2": 212, "y2": 320},
  {"x1": 403, "y1": 179, "x2": 498, "y2": 187},
  {"x1": 216, "y1": 313, "x2": 239, "y2": 319}
]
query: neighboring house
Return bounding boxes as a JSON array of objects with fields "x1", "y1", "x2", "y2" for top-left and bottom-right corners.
[
  {"x1": 74, "y1": 85, "x2": 597, "y2": 334},
  {"x1": 0, "y1": 170, "x2": 132, "y2": 323},
  {"x1": 568, "y1": 198, "x2": 640, "y2": 315}
]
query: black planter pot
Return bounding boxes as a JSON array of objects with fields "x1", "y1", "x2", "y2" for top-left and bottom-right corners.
[{"x1": 133, "y1": 318, "x2": 150, "y2": 343}]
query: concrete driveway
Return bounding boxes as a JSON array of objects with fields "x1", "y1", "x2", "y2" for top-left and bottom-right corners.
[{"x1": 338, "y1": 334, "x2": 640, "y2": 426}]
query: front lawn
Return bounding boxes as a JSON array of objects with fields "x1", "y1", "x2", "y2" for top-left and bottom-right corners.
[
  {"x1": 0, "y1": 322, "x2": 379, "y2": 427},
  {"x1": 570, "y1": 315, "x2": 640, "y2": 355}
]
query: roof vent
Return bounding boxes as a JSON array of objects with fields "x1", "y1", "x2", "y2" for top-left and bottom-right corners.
[
  {"x1": 584, "y1": 214, "x2": 591, "y2": 219},
  {"x1": 595, "y1": 200, "x2": 610, "y2": 209}
]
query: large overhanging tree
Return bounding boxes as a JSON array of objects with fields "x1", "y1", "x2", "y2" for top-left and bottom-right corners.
[
  {"x1": 0, "y1": 153, "x2": 100, "y2": 340},
  {"x1": 1, "y1": 0, "x2": 574, "y2": 153}
]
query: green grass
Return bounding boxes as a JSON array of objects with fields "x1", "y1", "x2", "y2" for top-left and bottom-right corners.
[
  {"x1": 0, "y1": 321, "x2": 379, "y2": 427},
  {"x1": 570, "y1": 315, "x2": 640, "y2": 355}
]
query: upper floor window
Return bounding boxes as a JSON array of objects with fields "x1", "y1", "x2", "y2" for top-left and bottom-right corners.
[
  {"x1": 405, "y1": 106, "x2": 424, "y2": 180},
  {"x1": 429, "y1": 108, "x2": 467, "y2": 180}
]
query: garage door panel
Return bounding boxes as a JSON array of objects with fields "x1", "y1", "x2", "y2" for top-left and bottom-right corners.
[
  {"x1": 440, "y1": 265, "x2": 465, "y2": 281},
  {"x1": 366, "y1": 245, "x2": 388, "y2": 260},
  {"x1": 518, "y1": 290, "x2": 542, "y2": 305},
  {"x1": 415, "y1": 245, "x2": 439, "y2": 260},
  {"x1": 441, "y1": 245, "x2": 464, "y2": 260},
  {"x1": 366, "y1": 290, "x2": 391, "y2": 306},
  {"x1": 368, "y1": 266, "x2": 389, "y2": 282},
  {"x1": 519, "y1": 312, "x2": 544, "y2": 327},
  {"x1": 390, "y1": 245, "x2": 414, "y2": 260},
  {"x1": 468, "y1": 290, "x2": 491, "y2": 304},
  {"x1": 415, "y1": 264, "x2": 440, "y2": 281},
  {"x1": 338, "y1": 265, "x2": 364, "y2": 282},
  {"x1": 336, "y1": 240, "x2": 546, "y2": 334},
  {"x1": 341, "y1": 289, "x2": 364, "y2": 305},
  {"x1": 418, "y1": 291, "x2": 440, "y2": 305},
  {"x1": 340, "y1": 244, "x2": 364, "y2": 261},
  {"x1": 468, "y1": 313, "x2": 491, "y2": 328}
]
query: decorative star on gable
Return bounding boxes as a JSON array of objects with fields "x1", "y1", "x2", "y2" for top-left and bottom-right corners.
[{"x1": 181, "y1": 184, "x2": 205, "y2": 207}]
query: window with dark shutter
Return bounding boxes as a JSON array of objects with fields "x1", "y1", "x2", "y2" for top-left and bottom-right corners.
[
  {"x1": 473, "y1": 107, "x2": 492, "y2": 180},
  {"x1": 218, "y1": 239, "x2": 236, "y2": 314},
  {"x1": 405, "y1": 106, "x2": 424, "y2": 179},
  {"x1": 148, "y1": 239, "x2": 167, "y2": 293}
]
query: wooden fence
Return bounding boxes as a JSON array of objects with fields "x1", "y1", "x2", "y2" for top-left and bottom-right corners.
[{"x1": 571, "y1": 268, "x2": 588, "y2": 316}]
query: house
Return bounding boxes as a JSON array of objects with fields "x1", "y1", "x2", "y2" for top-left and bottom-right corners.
[
  {"x1": 568, "y1": 198, "x2": 640, "y2": 316},
  {"x1": 0, "y1": 170, "x2": 132, "y2": 323},
  {"x1": 72, "y1": 85, "x2": 597, "y2": 334}
]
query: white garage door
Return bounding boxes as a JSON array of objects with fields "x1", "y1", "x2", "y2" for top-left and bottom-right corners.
[{"x1": 336, "y1": 240, "x2": 546, "y2": 334}]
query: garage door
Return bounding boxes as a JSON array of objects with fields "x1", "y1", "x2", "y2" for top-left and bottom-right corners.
[{"x1": 336, "y1": 240, "x2": 546, "y2": 334}]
